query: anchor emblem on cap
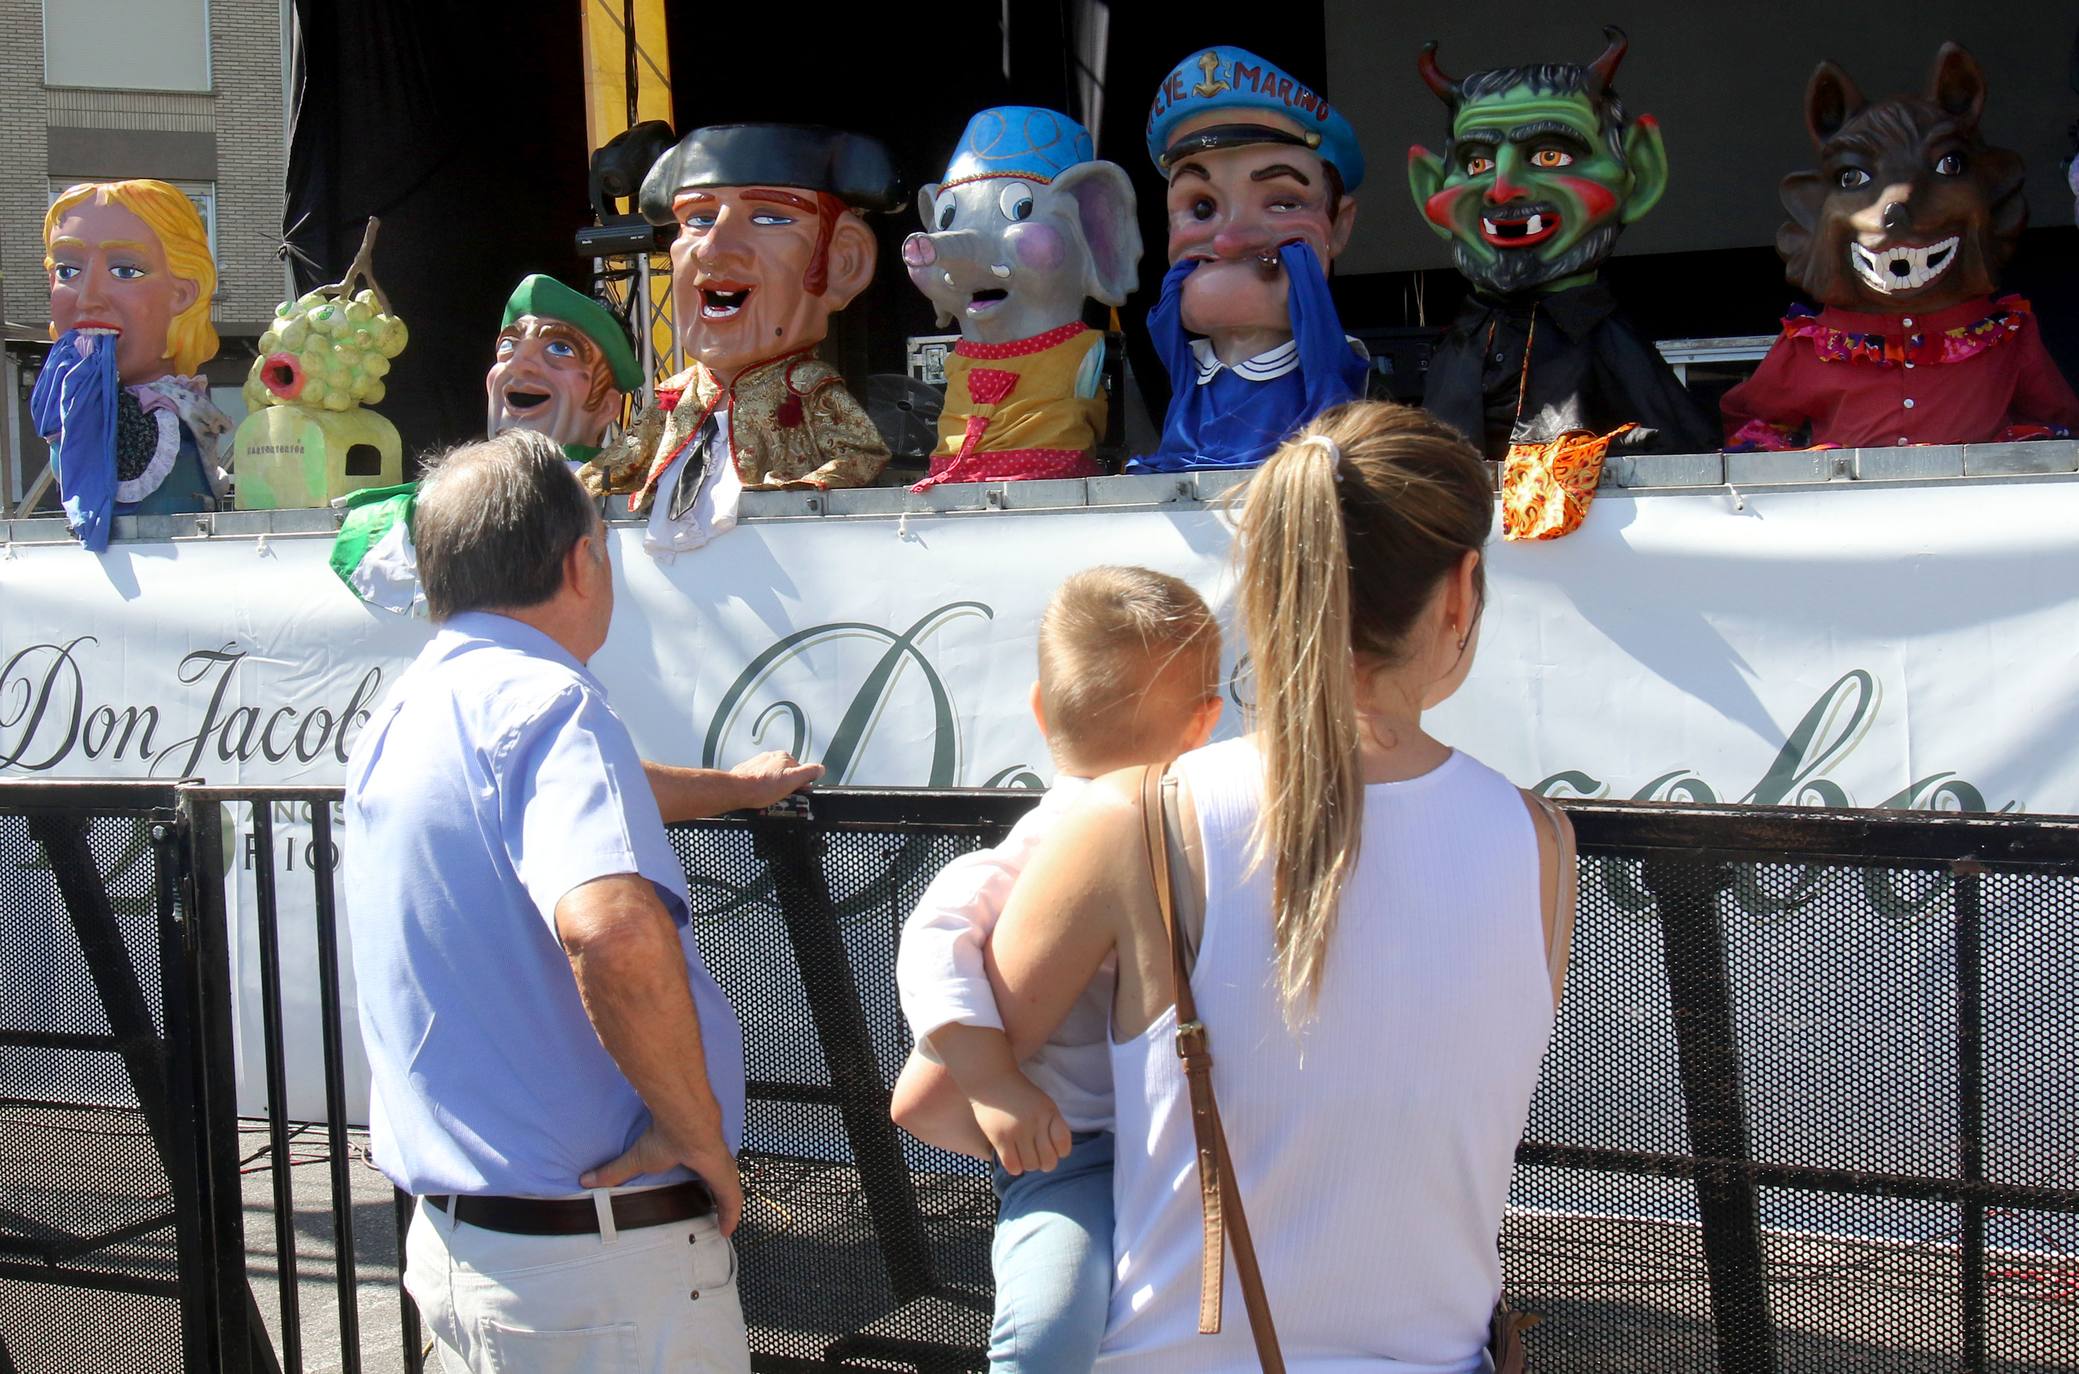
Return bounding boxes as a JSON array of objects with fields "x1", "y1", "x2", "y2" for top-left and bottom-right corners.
[{"x1": 1192, "y1": 51, "x2": 1230, "y2": 99}]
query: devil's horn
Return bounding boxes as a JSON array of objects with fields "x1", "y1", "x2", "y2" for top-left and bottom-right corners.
[
  {"x1": 1418, "y1": 42, "x2": 1461, "y2": 108},
  {"x1": 1586, "y1": 25, "x2": 1628, "y2": 96}
]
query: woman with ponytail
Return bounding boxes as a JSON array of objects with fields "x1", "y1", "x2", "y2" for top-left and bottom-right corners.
[{"x1": 987, "y1": 400, "x2": 1576, "y2": 1371}]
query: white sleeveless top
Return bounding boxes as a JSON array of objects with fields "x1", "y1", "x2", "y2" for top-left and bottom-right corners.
[{"x1": 1098, "y1": 737, "x2": 1555, "y2": 1372}]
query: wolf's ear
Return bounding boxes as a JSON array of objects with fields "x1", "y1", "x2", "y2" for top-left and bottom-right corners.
[
  {"x1": 1928, "y1": 43, "x2": 1987, "y2": 130},
  {"x1": 1805, "y1": 61, "x2": 1865, "y2": 147}
]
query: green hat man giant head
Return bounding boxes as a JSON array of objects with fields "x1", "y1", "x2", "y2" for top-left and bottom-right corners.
[
  {"x1": 486, "y1": 274, "x2": 642, "y2": 460},
  {"x1": 1407, "y1": 27, "x2": 1670, "y2": 298}
]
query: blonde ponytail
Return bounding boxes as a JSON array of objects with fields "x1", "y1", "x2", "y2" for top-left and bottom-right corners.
[
  {"x1": 1236, "y1": 403, "x2": 1494, "y2": 1028},
  {"x1": 1238, "y1": 433, "x2": 1365, "y2": 1027}
]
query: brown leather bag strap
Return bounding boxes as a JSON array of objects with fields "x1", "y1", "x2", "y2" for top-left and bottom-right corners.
[{"x1": 1139, "y1": 765, "x2": 1285, "y2": 1373}]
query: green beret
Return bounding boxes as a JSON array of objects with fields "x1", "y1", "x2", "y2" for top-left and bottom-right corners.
[{"x1": 501, "y1": 274, "x2": 642, "y2": 392}]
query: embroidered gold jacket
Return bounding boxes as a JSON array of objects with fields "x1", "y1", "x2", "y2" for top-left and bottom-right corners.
[{"x1": 584, "y1": 351, "x2": 889, "y2": 511}]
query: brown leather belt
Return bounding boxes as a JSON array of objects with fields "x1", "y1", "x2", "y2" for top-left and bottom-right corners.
[{"x1": 423, "y1": 1179, "x2": 714, "y2": 1236}]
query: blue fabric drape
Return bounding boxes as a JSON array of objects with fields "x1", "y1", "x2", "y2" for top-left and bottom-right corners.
[
  {"x1": 28, "y1": 331, "x2": 120, "y2": 552},
  {"x1": 1130, "y1": 243, "x2": 1366, "y2": 472}
]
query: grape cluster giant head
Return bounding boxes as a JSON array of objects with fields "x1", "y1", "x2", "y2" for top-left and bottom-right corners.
[{"x1": 247, "y1": 287, "x2": 409, "y2": 413}]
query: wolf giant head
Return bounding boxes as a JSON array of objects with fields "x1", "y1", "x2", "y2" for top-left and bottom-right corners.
[{"x1": 1779, "y1": 44, "x2": 2024, "y2": 314}]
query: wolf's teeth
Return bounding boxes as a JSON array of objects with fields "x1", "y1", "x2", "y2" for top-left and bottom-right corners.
[
  {"x1": 1849, "y1": 235, "x2": 1961, "y2": 293},
  {"x1": 1483, "y1": 218, "x2": 1498, "y2": 235},
  {"x1": 1525, "y1": 214, "x2": 1544, "y2": 235}
]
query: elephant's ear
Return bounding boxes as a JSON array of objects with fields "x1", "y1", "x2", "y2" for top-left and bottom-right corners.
[{"x1": 1052, "y1": 160, "x2": 1144, "y2": 306}]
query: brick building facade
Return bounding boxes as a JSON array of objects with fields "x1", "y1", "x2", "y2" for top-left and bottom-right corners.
[{"x1": 1, "y1": 0, "x2": 287, "y2": 508}]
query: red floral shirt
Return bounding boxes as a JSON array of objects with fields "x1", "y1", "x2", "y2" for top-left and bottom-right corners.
[{"x1": 1721, "y1": 295, "x2": 2079, "y2": 449}]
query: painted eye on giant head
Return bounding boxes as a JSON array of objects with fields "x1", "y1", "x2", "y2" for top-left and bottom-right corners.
[
  {"x1": 998, "y1": 183, "x2": 1035, "y2": 221},
  {"x1": 52, "y1": 263, "x2": 81, "y2": 283},
  {"x1": 750, "y1": 212, "x2": 796, "y2": 227},
  {"x1": 495, "y1": 337, "x2": 515, "y2": 357},
  {"x1": 1836, "y1": 167, "x2": 1872, "y2": 191},
  {"x1": 1934, "y1": 152, "x2": 1965, "y2": 177},
  {"x1": 1530, "y1": 148, "x2": 1574, "y2": 169},
  {"x1": 110, "y1": 263, "x2": 148, "y2": 281},
  {"x1": 683, "y1": 212, "x2": 717, "y2": 232},
  {"x1": 1188, "y1": 195, "x2": 1217, "y2": 221},
  {"x1": 547, "y1": 339, "x2": 577, "y2": 358},
  {"x1": 1464, "y1": 154, "x2": 1495, "y2": 177},
  {"x1": 935, "y1": 194, "x2": 957, "y2": 230}
]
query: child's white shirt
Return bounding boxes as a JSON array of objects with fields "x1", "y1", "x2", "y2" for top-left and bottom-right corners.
[{"x1": 896, "y1": 775, "x2": 1117, "y2": 1133}]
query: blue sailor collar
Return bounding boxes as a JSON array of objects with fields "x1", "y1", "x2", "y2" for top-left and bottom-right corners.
[
  {"x1": 1188, "y1": 334, "x2": 1364, "y2": 385},
  {"x1": 1190, "y1": 335, "x2": 1300, "y2": 384}
]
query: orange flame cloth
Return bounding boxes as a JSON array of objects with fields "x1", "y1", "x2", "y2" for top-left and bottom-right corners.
[{"x1": 1500, "y1": 424, "x2": 1633, "y2": 541}]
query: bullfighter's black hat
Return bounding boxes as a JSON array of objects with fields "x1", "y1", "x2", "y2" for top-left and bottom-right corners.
[{"x1": 639, "y1": 124, "x2": 905, "y2": 224}]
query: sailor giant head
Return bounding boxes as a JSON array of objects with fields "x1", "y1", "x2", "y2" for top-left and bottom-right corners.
[{"x1": 1147, "y1": 47, "x2": 1362, "y2": 344}]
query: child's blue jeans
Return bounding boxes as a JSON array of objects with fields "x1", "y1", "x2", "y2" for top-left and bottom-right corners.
[{"x1": 988, "y1": 1128, "x2": 1114, "y2": 1374}]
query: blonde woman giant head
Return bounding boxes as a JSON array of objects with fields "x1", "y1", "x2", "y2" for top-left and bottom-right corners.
[{"x1": 45, "y1": 180, "x2": 219, "y2": 381}]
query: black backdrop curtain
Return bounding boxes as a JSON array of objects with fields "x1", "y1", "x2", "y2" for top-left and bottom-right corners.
[{"x1": 286, "y1": 0, "x2": 590, "y2": 460}]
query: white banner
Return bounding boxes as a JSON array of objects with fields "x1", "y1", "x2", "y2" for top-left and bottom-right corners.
[
  {"x1": 6, "y1": 482, "x2": 2073, "y2": 804},
  {"x1": 4, "y1": 480, "x2": 2077, "y2": 1126}
]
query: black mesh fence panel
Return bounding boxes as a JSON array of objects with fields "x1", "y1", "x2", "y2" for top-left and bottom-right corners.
[
  {"x1": 666, "y1": 799, "x2": 2079, "y2": 1373},
  {"x1": 6, "y1": 785, "x2": 2076, "y2": 1372},
  {"x1": 0, "y1": 801, "x2": 191, "y2": 1374},
  {"x1": 676, "y1": 809, "x2": 1011, "y2": 1371},
  {"x1": 1505, "y1": 828, "x2": 2079, "y2": 1374}
]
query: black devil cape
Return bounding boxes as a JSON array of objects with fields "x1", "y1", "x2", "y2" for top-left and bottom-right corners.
[{"x1": 1424, "y1": 281, "x2": 1718, "y2": 458}]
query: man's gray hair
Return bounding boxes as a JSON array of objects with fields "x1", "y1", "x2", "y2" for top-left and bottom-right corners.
[{"x1": 414, "y1": 429, "x2": 600, "y2": 622}]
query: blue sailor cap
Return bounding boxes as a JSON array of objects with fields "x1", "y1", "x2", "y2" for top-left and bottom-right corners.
[
  {"x1": 941, "y1": 107, "x2": 1095, "y2": 187},
  {"x1": 1145, "y1": 46, "x2": 1364, "y2": 192}
]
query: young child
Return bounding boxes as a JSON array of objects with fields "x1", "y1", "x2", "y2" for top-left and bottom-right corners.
[{"x1": 893, "y1": 565, "x2": 1223, "y2": 1374}]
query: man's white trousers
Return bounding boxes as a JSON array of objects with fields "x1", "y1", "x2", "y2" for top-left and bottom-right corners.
[{"x1": 405, "y1": 1193, "x2": 752, "y2": 1373}]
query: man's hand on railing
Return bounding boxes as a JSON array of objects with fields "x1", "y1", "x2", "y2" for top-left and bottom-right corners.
[
  {"x1": 727, "y1": 750, "x2": 825, "y2": 809},
  {"x1": 642, "y1": 752, "x2": 825, "y2": 822}
]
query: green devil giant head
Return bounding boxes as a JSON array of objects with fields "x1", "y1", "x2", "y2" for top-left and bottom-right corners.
[{"x1": 1408, "y1": 27, "x2": 1669, "y2": 296}]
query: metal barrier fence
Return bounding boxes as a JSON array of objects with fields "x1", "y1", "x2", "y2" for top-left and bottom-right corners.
[
  {"x1": 0, "y1": 783, "x2": 248, "y2": 1374},
  {"x1": 1, "y1": 782, "x2": 2075, "y2": 1372}
]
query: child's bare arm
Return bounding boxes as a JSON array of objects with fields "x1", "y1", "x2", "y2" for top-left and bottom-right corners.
[
  {"x1": 890, "y1": 1050, "x2": 992, "y2": 1159},
  {"x1": 926, "y1": 1023, "x2": 1072, "y2": 1175}
]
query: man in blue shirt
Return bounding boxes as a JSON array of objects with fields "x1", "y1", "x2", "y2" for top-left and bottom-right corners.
[{"x1": 345, "y1": 428, "x2": 817, "y2": 1373}]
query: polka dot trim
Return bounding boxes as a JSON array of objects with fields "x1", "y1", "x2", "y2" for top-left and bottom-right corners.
[
  {"x1": 954, "y1": 322, "x2": 1090, "y2": 361},
  {"x1": 910, "y1": 447, "x2": 1099, "y2": 492}
]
